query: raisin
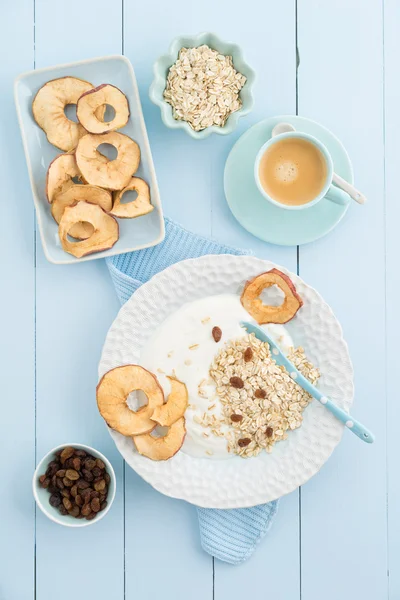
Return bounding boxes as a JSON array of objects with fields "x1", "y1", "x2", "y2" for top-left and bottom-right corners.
[
  {"x1": 70, "y1": 485, "x2": 78, "y2": 498},
  {"x1": 77, "y1": 479, "x2": 90, "y2": 490},
  {"x1": 91, "y1": 498, "x2": 101, "y2": 513},
  {"x1": 92, "y1": 467, "x2": 102, "y2": 478},
  {"x1": 51, "y1": 474, "x2": 57, "y2": 488},
  {"x1": 85, "y1": 512, "x2": 97, "y2": 521},
  {"x1": 68, "y1": 506, "x2": 80, "y2": 518},
  {"x1": 48, "y1": 485, "x2": 57, "y2": 494},
  {"x1": 64, "y1": 457, "x2": 75, "y2": 469},
  {"x1": 255, "y1": 389, "x2": 267, "y2": 399},
  {"x1": 84, "y1": 459, "x2": 96, "y2": 471},
  {"x1": 56, "y1": 477, "x2": 64, "y2": 490},
  {"x1": 63, "y1": 477, "x2": 73, "y2": 488},
  {"x1": 212, "y1": 326, "x2": 222, "y2": 343},
  {"x1": 41, "y1": 477, "x2": 50, "y2": 489},
  {"x1": 65, "y1": 469, "x2": 79, "y2": 481},
  {"x1": 56, "y1": 469, "x2": 66, "y2": 478},
  {"x1": 60, "y1": 447, "x2": 74, "y2": 464},
  {"x1": 59, "y1": 505, "x2": 68, "y2": 516},
  {"x1": 62, "y1": 497, "x2": 72, "y2": 511},
  {"x1": 82, "y1": 469, "x2": 94, "y2": 482},
  {"x1": 75, "y1": 494, "x2": 83, "y2": 507},
  {"x1": 81, "y1": 488, "x2": 92, "y2": 502},
  {"x1": 74, "y1": 450, "x2": 87, "y2": 458},
  {"x1": 238, "y1": 438, "x2": 251, "y2": 448},
  {"x1": 244, "y1": 347, "x2": 253, "y2": 362},
  {"x1": 90, "y1": 490, "x2": 100, "y2": 499},
  {"x1": 100, "y1": 501, "x2": 108, "y2": 511},
  {"x1": 104, "y1": 473, "x2": 111, "y2": 485},
  {"x1": 94, "y1": 479, "x2": 106, "y2": 492},
  {"x1": 231, "y1": 413, "x2": 243, "y2": 423},
  {"x1": 95, "y1": 458, "x2": 105, "y2": 470},
  {"x1": 266, "y1": 427, "x2": 274, "y2": 438},
  {"x1": 81, "y1": 503, "x2": 91, "y2": 517},
  {"x1": 230, "y1": 376, "x2": 244, "y2": 389},
  {"x1": 72, "y1": 457, "x2": 81, "y2": 471},
  {"x1": 49, "y1": 493, "x2": 61, "y2": 508},
  {"x1": 46, "y1": 461, "x2": 59, "y2": 477},
  {"x1": 39, "y1": 475, "x2": 46, "y2": 486},
  {"x1": 61, "y1": 489, "x2": 71, "y2": 499}
]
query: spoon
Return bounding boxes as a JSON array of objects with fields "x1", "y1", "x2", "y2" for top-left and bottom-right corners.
[
  {"x1": 241, "y1": 321, "x2": 374, "y2": 444},
  {"x1": 271, "y1": 122, "x2": 366, "y2": 205}
]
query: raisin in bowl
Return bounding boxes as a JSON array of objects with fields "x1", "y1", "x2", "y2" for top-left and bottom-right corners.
[{"x1": 33, "y1": 443, "x2": 116, "y2": 527}]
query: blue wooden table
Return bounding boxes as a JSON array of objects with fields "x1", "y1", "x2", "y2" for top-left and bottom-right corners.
[{"x1": 1, "y1": 0, "x2": 397, "y2": 598}]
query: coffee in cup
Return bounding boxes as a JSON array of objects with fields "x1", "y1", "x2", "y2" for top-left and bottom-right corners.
[
  {"x1": 254, "y1": 131, "x2": 351, "y2": 210},
  {"x1": 258, "y1": 137, "x2": 327, "y2": 206}
]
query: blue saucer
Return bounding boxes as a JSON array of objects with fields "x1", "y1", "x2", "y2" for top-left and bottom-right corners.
[{"x1": 224, "y1": 115, "x2": 353, "y2": 245}]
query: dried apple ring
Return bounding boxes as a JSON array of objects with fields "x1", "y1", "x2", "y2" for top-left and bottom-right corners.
[
  {"x1": 52, "y1": 185, "x2": 112, "y2": 240},
  {"x1": 110, "y1": 177, "x2": 154, "y2": 219},
  {"x1": 32, "y1": 77, "x2": 105, "y2": 151},
  {"x1": 97, "y1": 365, "x2": 164, "y2": 436},
  {"x1": 241, "y1": 268, "x2": 303, "y2": 324},
  {"x1": 133, "y1": 417, "x2": 186, "y2": 461},
  {"x1": 77, "y1": 84, "x2": 129, "y2": 134},
  {"x1": 151, "y1": 377, "x2": 188, "y2": 427},
  {"x1": 46, "y1": 153, "x2": 81, "y2": 203},
  {"x1": 75, "y1": 132, "x2": 140, "y2": 190},
  {"x1": 59, "y1": 201, "x2": 119, "y2": 258}
]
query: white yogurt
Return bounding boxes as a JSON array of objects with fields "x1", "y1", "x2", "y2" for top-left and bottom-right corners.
[{"x1": 139, "y1": 294, "x2": 293, "y2": 459}]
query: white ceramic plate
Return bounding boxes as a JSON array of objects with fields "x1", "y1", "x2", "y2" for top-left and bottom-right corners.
[
  {"x1": 98, "y1": 255, "x2": 354, "y2": 508},
  {"x1": 14, "y1": 55, "x2": 164, "y2": 264}
]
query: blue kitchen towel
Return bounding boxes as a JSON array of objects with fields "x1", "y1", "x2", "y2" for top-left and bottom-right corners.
[{"x1": 106, "y1": 217, "x2": 279, "y2": 565}]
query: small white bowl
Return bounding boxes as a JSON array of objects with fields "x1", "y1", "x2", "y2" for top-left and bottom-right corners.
[{"x1": 33, "y1": 443, "x2": 116, "y2": 527}]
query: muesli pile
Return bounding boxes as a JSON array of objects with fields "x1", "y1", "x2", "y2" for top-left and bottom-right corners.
[{"x1": 207, "y1": 333, "x2": 320, "y2": 457}]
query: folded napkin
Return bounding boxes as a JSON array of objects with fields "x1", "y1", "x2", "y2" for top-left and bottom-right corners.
[{"x1": 106, "y1": 217, "x2": 278, "y2": 564}]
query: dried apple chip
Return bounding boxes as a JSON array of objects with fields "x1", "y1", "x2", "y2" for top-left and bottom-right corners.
[
  {"x1": 97, "y1": 365, "x2": 164, "y2": 436},
  {"x1": 32, "y1": 77, "x2": 105, "y2": 151},
  {"x1": 133, "y1": 417, "x2": 186, "y2": 461},
  {"x1": 241, "y1": 268, "x2": 303, "y2": 324},
  {"x1": 46, "y1": 153, "x2": 81, "y2": 203},
  {"x1": 77, "y1": 84, "x2": 129, "y2": 134},
  {"x1": 58, "y1": 201, "x2": 119, "y2": 258},
  {"x1": 52, "y1": 185, "x2": 112, "y2": 239},
  {"x1": 151, "y1": 377, "x2": 188, "y2": 427},
  {"x1": 75, "y1": 132, "x2": 140, "y2": 190},
  {"x1": 110, "y1": 177, "x2": 154, "y2": 219}
]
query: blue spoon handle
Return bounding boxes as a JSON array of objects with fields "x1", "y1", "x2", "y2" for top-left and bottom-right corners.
[
  {"x1": 241, "y1": 321, "x2": 374, "y2": 444},
  {"x1": 293, "y1": 370, "x2": 374, "y2": 444}
]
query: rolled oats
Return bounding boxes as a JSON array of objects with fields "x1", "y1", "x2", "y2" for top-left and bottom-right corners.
[{"x1": 164, "y1": 45, "x2": 247, "y2": 132}]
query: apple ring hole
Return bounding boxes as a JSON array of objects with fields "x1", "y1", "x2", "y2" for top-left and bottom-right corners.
[
  {"x1": 103, "y1": 104, "x2": 116, "y2": 122},
  {"x1": 119, "y1": 189, "x2": 139, "y2": 205},
  {"x1": 97, "y1": 142, "x2": 118, "y2": 160},
  {"x1": 150, "y1": 426, "x2": 169, "y2": 439},
  {"x1": 71, "y1": 175, "x2": 82, "y2": 184},
  {"x1": 66, "y1": 221, "x2": 94, "y2": 242},
  {"x1": 64, "y1": 103, "x2": 78, "y2": 122},
  {"x1": 260, "y1": 284, "x2": 286, "y2": 307},
  {"x1": 127, "y1": 389, "x2": 149, "y2": 411}
]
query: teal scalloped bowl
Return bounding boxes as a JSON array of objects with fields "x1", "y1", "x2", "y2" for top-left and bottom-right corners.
[{"x1": 149, "y1": 32, "x2": 256, "y2": 139}]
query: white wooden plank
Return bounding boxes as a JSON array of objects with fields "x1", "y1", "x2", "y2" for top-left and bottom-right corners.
[
  {"x1": 384, "y1": 0, "x2": 400, "y2": 596},
  {"x1": 34, "y1": 1, "x2": 124, "y2": 598},
  {"x1": 297, "y1": 1, "x2": 387, "y2": 598},
  {"x1": 0, "y1": 1, "x2": 35, "y2": 598}
]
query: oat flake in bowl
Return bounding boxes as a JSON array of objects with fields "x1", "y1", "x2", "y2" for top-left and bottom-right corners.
[{"x1": 164, "y1": 45, "x2": 247, "y2": 132}]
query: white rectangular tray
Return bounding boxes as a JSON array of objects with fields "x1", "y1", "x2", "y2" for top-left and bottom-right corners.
[{"x1": 14, "y1": 55, "x2": 164, "y2": 264}]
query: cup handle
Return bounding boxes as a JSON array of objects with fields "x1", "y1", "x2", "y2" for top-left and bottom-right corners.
[{"x1": 325, "y1": 184, "x2": 351, "y2": 206}]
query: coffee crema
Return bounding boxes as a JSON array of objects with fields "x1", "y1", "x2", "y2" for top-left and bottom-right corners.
[{"x1": 258, "y1": 137, "x2": 327, "y2": 206}]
